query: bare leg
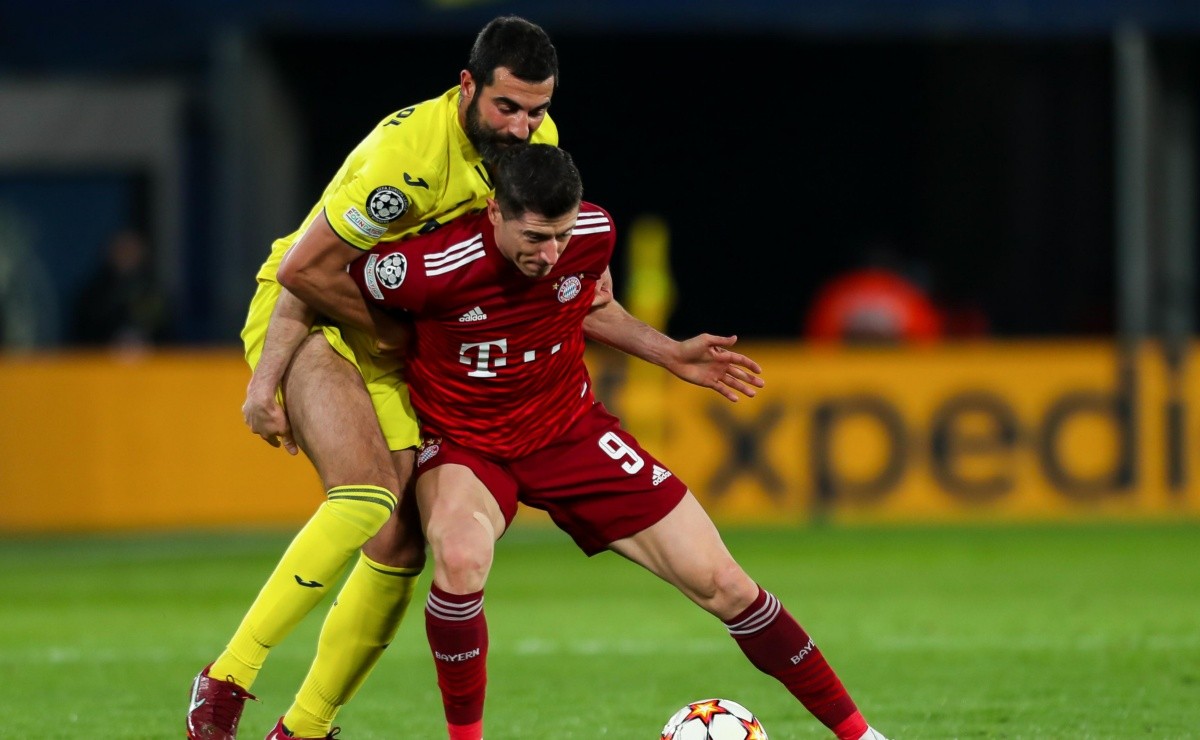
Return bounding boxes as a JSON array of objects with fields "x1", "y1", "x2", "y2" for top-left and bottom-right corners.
[
  {"x1": 284, "y1": 334, "x2": 398, "y2": 492},
  {"x1": 608, "y1": 491, "x2": 758, "y2": 619},
  {"x1": 208, "y1": 334, "x2": 402, "y2": 688},
  {"x1": 271, "y1": 349, "x2": 426, "y2": 736},
  {"x1": 418, "y1": 463, "x2": 506, "y2": 593},
  {"x1": 418, "y1": 464, "x2": 506, "y2": 740},
  {"x1": 609, "y1": 491, "x2": 871, "y2": 739}
]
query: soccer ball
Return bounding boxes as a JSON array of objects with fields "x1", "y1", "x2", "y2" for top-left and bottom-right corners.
[{"x1": 660, "y1": 698, "x2": 768, "y2": 740}]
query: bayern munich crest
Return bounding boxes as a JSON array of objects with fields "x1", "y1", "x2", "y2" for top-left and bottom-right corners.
[
  {"x1": 374, "y1": 253, "x2": 407, "y2": 289},
  {"x1": 417, "y1": 443, "x2": 441, "y2": 466},
  {"x1": 367, "y1": 185, "x2": 409, "y2": 223},
  {"x1": 557, "y1": 275, "x2": 583, "y2": 303}
]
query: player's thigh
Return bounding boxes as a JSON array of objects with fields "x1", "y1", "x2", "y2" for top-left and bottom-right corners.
[
  {"x1": 609, "y1": 491, "x2": 757, "y2": 619},
  {"x1": 283, "y1": 333, "x2": 394, "y2": 489},
  {"x1": 417, "y1": 463, "x2": 506, "y2": 543}
]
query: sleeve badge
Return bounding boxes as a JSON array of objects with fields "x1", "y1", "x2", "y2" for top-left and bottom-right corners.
[
  {"x1": 367, "y1": 185, "x2": 410, "y2": 223},
  {"x1": 362, "y1": 252, "x2": 407, "y2": 301},
  {"x1": 375, "y1": 253, "x2": 408, "y2": 289}
]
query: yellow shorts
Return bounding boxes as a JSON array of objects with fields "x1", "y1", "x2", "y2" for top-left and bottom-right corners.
[{"x1": 240, "y1": 279, "x2": 420, "y2": 451}]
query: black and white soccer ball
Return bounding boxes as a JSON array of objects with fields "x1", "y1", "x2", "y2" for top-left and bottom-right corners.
[{"x1": 660, "y1": 698, "x2": 768, "y2": 740}]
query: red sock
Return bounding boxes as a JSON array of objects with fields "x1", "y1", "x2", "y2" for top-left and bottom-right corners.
[
  {"x1": 426, "y1": 584, "x2": 488, "y2": 731},
  {"x1": 725, "y1": 587, "x2": 864, "y2": 738},
  {"x1": 447, "y1": 720, "x2": 483, "y2": 740}
]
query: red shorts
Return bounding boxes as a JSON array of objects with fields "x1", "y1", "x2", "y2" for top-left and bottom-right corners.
[{"x1": 415, "y1": 403, "x2": 688, "y2": 555}]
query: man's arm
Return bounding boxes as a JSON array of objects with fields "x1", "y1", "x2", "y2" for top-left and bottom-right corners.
[
  {"x1": 243, "y1": 213, "x2": 410, "y2": 452},
  {"x1": 277, "y1": 213, "x2": 378, "y2": 332},
  {"x1": 583, "y1": 267, "x2": 765, "y2": 402},
  {"x1": 276, "y1": 213, "x2": 413, "y2": 351}
]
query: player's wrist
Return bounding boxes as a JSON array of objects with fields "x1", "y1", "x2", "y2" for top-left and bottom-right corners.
[
  {"x1": 247, "y1": 370, "x2": 282, "y2": 396},
  {"x1": 657, "y1": 339, "x2": 688, "y2": 370}
]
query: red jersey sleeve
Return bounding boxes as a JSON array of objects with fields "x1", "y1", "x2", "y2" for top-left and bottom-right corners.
[{"x1": 351, "y1": 243, "x2": 428, "y2": 314}]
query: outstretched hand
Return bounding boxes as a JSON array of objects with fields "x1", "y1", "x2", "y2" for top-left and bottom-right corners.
[
  {"x1": 665, "y1": 334, "x2": 764, "y2": 402},
  {"x1": 242, "y1": 380, "x2": 298, "y2": 455}
]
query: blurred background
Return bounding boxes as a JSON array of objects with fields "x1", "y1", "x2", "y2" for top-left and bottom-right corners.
[{"x1": 1, "y1": 0, "x2": 1199, "y2": 531}]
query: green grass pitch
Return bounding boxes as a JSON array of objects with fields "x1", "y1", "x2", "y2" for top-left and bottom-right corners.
[{"x1": 1, "y1": 522, "x2": 1197, "y2": 738}]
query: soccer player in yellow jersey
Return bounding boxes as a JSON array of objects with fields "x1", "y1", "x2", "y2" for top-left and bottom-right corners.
[{"x1": 186, "y1": 16, "x2": 560, "y2": 740}]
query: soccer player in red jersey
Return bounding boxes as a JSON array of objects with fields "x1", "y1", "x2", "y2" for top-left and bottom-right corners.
[{"x1": 348, "y1": 143, "x2": 889, "y2": 740}]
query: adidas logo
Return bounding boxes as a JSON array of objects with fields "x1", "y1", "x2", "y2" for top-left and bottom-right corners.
[
  {"x1": 651, "y1": 465, "x2": 672, "y2": 486},
  {"x1": 459, "y1": 306, "x2": 487, "y2": 322}
]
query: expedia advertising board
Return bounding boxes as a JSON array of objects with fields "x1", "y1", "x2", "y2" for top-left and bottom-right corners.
[
  {"x1": 590, "y1": 342, "x2": 1199, "y2": 524},
  {"x1": 0, "y1": 343, "x2": 1196, "y2": 533}
]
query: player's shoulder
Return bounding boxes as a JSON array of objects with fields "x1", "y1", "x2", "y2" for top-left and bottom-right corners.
[
  {"x1": 359, "y1": 87, "x2": 458, "y2": 174},
  {"x1": 566, "y1": 202, "x2": 615, "y2": 270},
  {"x1": 398, "y1": 209, "x2": 491, "y2": 272},
  {"x1": 357, "y1": 210, "x2": 486, "y2": 306},
  {"x1": 376, "y1": 87, "x2": 455, "y2": 140},
  {"x1": 574, "y1": 201, "x2": 615, "y2": 238}
]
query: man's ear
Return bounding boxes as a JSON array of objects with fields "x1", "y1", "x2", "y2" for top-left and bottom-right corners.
[
  {"x1": 486, "y1": 198, "x2": 502, "y2": 226},
  {"x1": 459, "y1": 69, "x2": 475, "y2": 100}
]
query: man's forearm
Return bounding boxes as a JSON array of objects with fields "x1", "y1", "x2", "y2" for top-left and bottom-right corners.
[
  {"x1": 583, "y1": 299, "x2": 675, "y2": 367},
  {"x1": 584, "y1": 290, "x2": 764, "y2": 403},
  {"x1": 281, "y1": 267, "x2": 375, "y2": 334},
  {"x1": 252, "y1": 289, "x2": 317, "y2": 393}
]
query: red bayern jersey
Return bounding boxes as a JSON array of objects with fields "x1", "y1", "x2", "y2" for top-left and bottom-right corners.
[{"x1": 351, "y1": 202, "x2": 615, "y2": 460}]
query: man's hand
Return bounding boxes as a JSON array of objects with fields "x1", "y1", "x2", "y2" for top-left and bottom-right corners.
[
  {"x1": 664, "y1": 334, "x2": 764, "y2": 402},
  {"x1": 242, "y1": 376, "x2": 298, "y2": 455},
  {"x1": 369, "y1": 306, "x2": 414, "y2": 356}
]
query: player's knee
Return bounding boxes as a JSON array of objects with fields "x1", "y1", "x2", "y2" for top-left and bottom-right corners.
[
  {"x1": 364, "y1": 540, "x2": 425, "y2": 571},
  {"x1": 393, "y1": 508, "x2": 429, "y2": 570},
  {"x1": 704, "y1": 560, "x2": 757, "y2": 618},
  {"x1": 396, "y1": 537, "x2": 428, "y2": 571},
  {"x1": 363, "y1": 513, "x2": 427, "y2": 570},
  {"x1": 432, "y1": 534, "x2": 494, "y2": 589}
]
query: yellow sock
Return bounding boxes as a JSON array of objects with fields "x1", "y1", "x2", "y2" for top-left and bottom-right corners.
[
  {"x1": 282, "y1": 553, "x2": 421, "y2": 736},
  {"x1": 210, "y1": 486, "x2": 397, "y2": 688}
]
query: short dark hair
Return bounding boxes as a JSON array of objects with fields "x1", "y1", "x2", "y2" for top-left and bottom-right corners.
[
  {"x1": 467, "y1": 16, "x2": 559, "y2": 88},
  {"x1": 493, "y1": 143, "x2": 582, "y2": 220}
]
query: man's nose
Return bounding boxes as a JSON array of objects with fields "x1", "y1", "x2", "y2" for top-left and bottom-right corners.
[{"x1": 507, "y1": 112, "x2": 530, "y2": 141}]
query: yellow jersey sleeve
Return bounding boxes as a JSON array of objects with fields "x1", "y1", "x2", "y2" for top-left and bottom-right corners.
[
  {"x1": 321, "y1": 92, "x2": 459, "y2": 250},
  {"x1": 324, "y1": 141, "x2": 443, "y2": 249}
]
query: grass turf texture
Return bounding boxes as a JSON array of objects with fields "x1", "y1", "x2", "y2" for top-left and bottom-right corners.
[{"x1": 0, "y1": 522, "x2": 1197, "y2": 738}]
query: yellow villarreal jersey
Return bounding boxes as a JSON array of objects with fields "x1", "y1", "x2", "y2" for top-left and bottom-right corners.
[{"x1": 255, "y1": 86, "x2": 559, "y2": 283}]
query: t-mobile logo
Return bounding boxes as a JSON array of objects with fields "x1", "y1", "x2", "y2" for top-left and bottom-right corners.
[
  {"x1": 459, "y1": 339, "x2": 508, "y2": 378},
  {"x1": 458, "y1": 338, "x2": 562, "y2": 378}
]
